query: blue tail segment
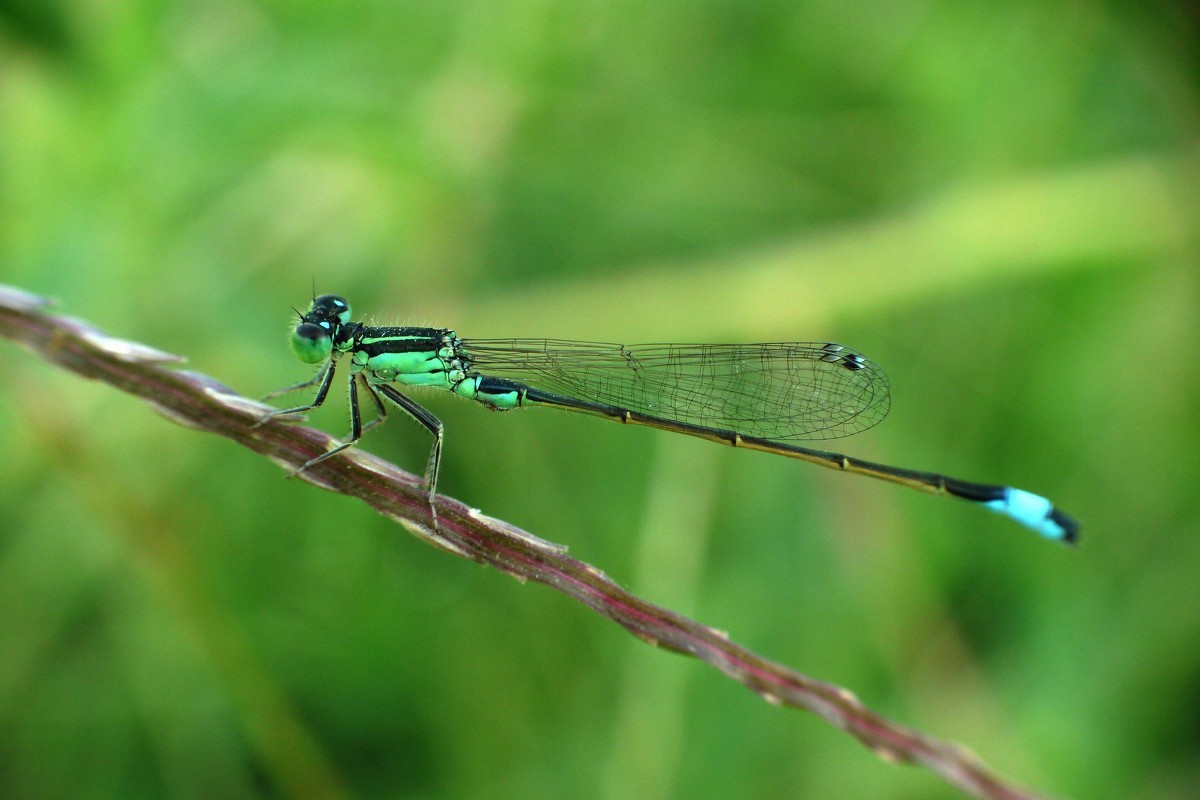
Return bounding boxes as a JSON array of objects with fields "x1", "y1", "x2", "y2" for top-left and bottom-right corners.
[
  {"x1": 942, "y1": 479, "x2": 1079, "y2": 544},
  {"x1": 983, "y1": 488, "x2": 1079, "y2": 543}
]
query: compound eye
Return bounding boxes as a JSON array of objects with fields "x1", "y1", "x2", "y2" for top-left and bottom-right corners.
[{"x1": 290, "y1": 322, "x2": 333, "y2": 364}]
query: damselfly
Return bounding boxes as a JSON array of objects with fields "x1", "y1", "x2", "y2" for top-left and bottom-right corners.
[{"x1": 262, "y1": 294, "x2": 1079, "y2": 543}]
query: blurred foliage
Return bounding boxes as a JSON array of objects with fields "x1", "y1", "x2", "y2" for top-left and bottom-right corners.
[{"x1": 1, "y1": 1, "x2": 1198, "y2": 798}]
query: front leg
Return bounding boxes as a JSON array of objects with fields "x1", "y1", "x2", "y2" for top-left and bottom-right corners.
[
  {"x1": 262, "y1": 360, "x2": 331, "y2": 402},
  {"x1": 256, "y1": 357, "x2": 339, "y2": 428}
]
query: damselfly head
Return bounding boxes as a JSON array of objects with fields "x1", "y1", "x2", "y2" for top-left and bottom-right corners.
[{"x1": 288, "y1": 294, "x2": 351, "y2": 364}]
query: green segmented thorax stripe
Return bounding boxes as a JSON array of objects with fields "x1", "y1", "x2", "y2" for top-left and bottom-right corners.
[{"x1": 349, "y1": 328, "x2": 466, "y2": 392}]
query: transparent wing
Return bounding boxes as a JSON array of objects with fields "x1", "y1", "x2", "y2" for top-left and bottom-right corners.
[{"x1": 458, "y1": 339, "x2": 890, "y2": 441}]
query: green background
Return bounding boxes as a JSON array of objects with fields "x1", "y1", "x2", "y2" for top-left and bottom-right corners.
[{"x1": 1, "y1": 2, "x2": 1198, "y2": 798}]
